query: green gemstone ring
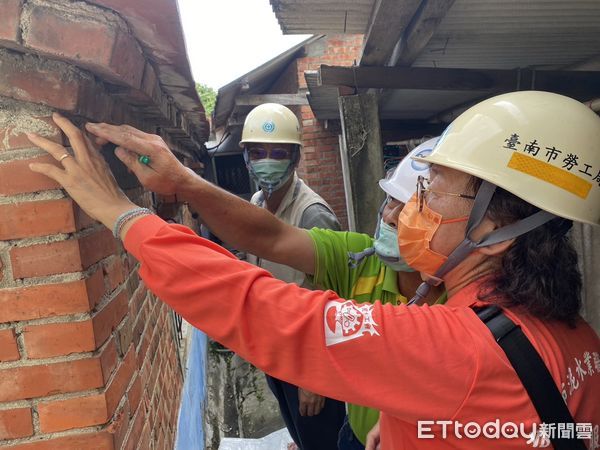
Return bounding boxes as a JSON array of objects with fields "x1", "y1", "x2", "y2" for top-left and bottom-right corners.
[{"x1": 138, "y1": 155, "x2": 151, "y2": 165}]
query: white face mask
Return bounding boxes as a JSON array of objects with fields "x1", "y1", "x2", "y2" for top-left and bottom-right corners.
[{"x1": 373, "y1": 219, "x2": 415, "y2": 272}]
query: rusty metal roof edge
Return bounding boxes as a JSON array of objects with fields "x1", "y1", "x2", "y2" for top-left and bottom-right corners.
[{"x1": 213, "y1": 35, "x2": 324, "y2": 129}]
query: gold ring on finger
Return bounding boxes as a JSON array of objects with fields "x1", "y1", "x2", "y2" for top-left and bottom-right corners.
[{"x1": 58, "y1": 153, "x2": 72, "y2": 163}]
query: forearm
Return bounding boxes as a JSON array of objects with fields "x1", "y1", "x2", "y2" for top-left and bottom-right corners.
[
  {"x1": 124, "y1": 216, "x2": 477, "y2": 420},
  {"x1": 176, "y1": 172, "x2": 288, "y2": 257}
]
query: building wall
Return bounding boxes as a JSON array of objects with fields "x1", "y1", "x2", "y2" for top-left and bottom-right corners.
[
  {"x1": 268, "y1": 34, "x2": 364, "y2": 230},
  {"x1": 295, "y1": 35, "x2": 364, "y2": 230},
  {"x1": 0, "y1": 1, "x2": 205, "y2": 449}
]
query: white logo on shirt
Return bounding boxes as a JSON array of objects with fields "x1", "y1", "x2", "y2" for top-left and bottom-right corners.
[{"x1": 324, "y1": 300, "x2": 379, "y2": 346}]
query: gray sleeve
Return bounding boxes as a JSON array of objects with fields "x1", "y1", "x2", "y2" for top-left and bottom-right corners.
[{"x1": 299, "y1": 203, "x2": 341, "y2": 231}]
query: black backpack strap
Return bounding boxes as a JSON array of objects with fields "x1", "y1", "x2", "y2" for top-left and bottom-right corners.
[{"x1": 474, "y1": 305, "x2": 587, "y2": 450}]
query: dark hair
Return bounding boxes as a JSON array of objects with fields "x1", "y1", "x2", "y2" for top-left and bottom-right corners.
[{"x1": 470, "y1": 179, "x2": 582, "y2": 326}]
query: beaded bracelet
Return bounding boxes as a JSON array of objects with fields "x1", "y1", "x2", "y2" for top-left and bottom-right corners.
[{"x1": 112, "y1": 207, "x2": 154, "y2": 239}]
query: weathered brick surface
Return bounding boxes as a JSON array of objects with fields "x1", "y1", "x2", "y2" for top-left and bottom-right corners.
[
  {"x1": 5, "y1": 431, "x2": 114, "y2": 450},
  {"x1": 291, "y1": 35, "x2": 363, "y2": 229},
  {"x1": 93, "y1": 291, "x2": 129, "y2": 348},
  {"x1": 0, "y1": 50, "x2": 91, "y2": 112},
  {"x1": 0, "y1": 407, "x2": 33, "y2": 440},
  {"x1": 23, "y1": 2, "x2": 145, "y2": 89},
  {"x1": 0, "y1": 328, "x2": 20, "y2": 362},
  {"x1": 0, "y1": 199, "x2": 76, "y2": 240},
  {"x1": 0, "y1": 358, "x2": 103, "y2": 402},
  {"x1": 0, "y1": 115, "x2": 64, "y2": 151},
  {"x1": 0, "y1": 281, "x2": 92, "y2": 323},
  {"x1": 23, "y1": 320, "x2": 96, "y2": 359},
  {"x1": 0, "y1": 0, "x2": 21, "y2": 43},
  {"x1": 10, "y1": 239, "x2": 83, "y2": 278},
  {"x1": 79, "y1": 228, "x2": 118, "y2": 268},
  {"x1": 38, "y1": 393, "x2": 108, "y2": 433},
  {"x1": 0, "y1": 155, "x2": 63, "y2": 196},
  {"x1": 0, "y1": 1, "x2": 191, "y2": 447}
]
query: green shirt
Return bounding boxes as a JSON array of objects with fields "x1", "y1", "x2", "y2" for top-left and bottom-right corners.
[{"x1": 308, "y1": 227, "x2": 446, "y2": 445}]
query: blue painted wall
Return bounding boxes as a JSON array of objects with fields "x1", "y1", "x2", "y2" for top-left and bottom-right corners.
[{"x1": 175, "y1": 328, "x2": 207, "y2": 450}]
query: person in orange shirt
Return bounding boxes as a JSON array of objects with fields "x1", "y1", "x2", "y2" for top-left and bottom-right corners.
[{"x1": 28, "y1": 91, "x2": 599, "y2": 449}]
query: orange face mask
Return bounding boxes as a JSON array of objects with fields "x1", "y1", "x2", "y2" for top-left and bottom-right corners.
[{"x1": 397, "y1": 195, "x2": 469, "y2": 277}]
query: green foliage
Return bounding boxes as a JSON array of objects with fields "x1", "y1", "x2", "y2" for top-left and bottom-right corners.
[{"x1": 196, "y1": 83, "x2": 217, "y2": 116}]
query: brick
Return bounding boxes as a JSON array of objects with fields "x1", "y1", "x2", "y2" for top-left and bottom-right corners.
[
  {"x1": 105, "y1": 348, "x2": 136, "y2": 416},
  {"x1": 10, "y1": 239, "x2": 82, "y2": 278},
  {"x1": 140, "y1": 63, "x2": 160, "y2": 103},
  {"x1": 127, "y1": 374, "x2": 142, "y2": 416},
  {"x1": 0, "y1": 358, "x2": 103, "y2": 402},
  {"x1": 104, "y1": 257, "x2": 125, "y2": 293},
  {"x1": 80, "y1": 228, "x2": 117, "y2": 268},
  {"x1": 23, "y1": 320, "x2": 96, "y2": 359},
  {"x1": 0, "y1": 281, "x2": 91, "y2": 323},
  {"x1": 0, "y1": 407, "x2": 33, "y2": 440},
  {"x1": 75, "y1": 205, "x2": 97, "y2": 230},
  {"x1": 93, "y1": 291, "x2": 128, "y2": 347},
  {"x1": 0, "y1": 328, "x2": 20, "y2": 362},
  {"x1": 122, "y1": 406, "x2": 146, "y2": 450},
  {"x1": 0, "y1": 51, "x2": 88, "y2": 112},
  {"x1": 0, "y1": 155, "x2": 62, "y2": 196},
  {"x1": 24, "y1": 4, "x2": 145, "y2": 89},
  {"x1": 0, "y1": 199, "x2": 76, "y2": 240},
  {"x1": 38, "y1": 393, "x2": 108, "y2": 433},
  {"x1": 109, "y1": 401, "x2": 131, "y2": 450},
  {"x1": 137, "y1": 422, "x2": 151, "y2": 450},
  {"x1": 0, "y1": 0, "x2": 21, "y2": 43},
  {"x1": 5, "y1": 431, "x2": 113, "y2": 450},
  {"x1": 100, "y1": 338, "x2": 119, "y2": 384},
  {"x1": 86, "y1": 268, "x2": 106, "y2": 308},
  {"x1": 116, "y1": 317, "x2": 133, "y2": 357},
  {"x1": 0, "y1": 116, "x2": 65, "y2": 151}
]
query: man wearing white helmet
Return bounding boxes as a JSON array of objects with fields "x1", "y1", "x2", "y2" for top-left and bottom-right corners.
[
  {"x1": 240, "y1": 103, "x2": 345, "y2": 450},
  {"x1": 40, "y1": 90, "x2": 600, "y2": 450}
]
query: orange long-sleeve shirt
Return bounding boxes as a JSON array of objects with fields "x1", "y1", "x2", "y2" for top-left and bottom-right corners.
[{"x1": 125, "y1": 216, "x2": 600, "y2": 449}]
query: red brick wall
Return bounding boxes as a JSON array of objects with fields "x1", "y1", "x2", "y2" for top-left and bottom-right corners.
[
  {"x1": 297, "y1": 106, "x2": 348, "y2": 227},
  {"x1": 0, "y1": 1, "x2": 204, "y2": 449},
  {"x1": 295, "y1": 35, "x2": 364, "y2": 230}
]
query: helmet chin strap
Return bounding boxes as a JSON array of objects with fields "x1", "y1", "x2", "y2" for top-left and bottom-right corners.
[
  {"x1": 407, "y1": 181, "x2": 557, "y2": 305},
  {"x1": 347, "y1": 198, "x2": 394, "y2": 268}
]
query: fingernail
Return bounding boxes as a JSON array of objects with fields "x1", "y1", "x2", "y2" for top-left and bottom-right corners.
[
  {"x1": 86, "y1": 122, "x2": 99, "y2": 129},
  {"x1": 114, "y1": 147, "x2": 125, "y2": 158}
]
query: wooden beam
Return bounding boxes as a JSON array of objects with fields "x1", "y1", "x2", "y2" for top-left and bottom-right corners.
[
  {"x1": 359, "y1": 0, "x2": 422, "y2": 67},
  {"x1": 391, "y1": 0, "x2": 456, "y2": 66},
  {"x1": 234, "y1": 93, "x2": 308, "y2": 106},
  {"x1": 319, "y1": 65, "x2": 600, "y2": 100},
  {"x1": 338, "y1": 93, "x2": 385, "y2": 234}
]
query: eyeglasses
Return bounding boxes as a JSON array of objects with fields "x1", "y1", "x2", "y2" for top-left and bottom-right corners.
[
  {"x1": 246, "y1": 146, "x2": 293, "y2": 161},
  {"x1": 416, "y1": 175, "x2": 476, "y2": 212}
]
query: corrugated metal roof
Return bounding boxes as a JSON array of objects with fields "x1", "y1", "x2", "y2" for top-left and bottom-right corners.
[
  {"x1": 270, "y1": 0, "x2": 374, "y2": 34},
  {"x1": 296, "y1": 0, "x2": 600, "y2": 123},
  {"x1": 412, "y1": 0, "x2": 600, "y2": 70},
  {"x1": 274, "y1": 0, "x2": 600, "y2": 71}
]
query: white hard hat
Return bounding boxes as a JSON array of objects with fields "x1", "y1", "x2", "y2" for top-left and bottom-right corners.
[
  {"x1": 239, "y1": 103, "x2": 302, "y2": 146},
  {"x1": 413, "y1": 91, "x2": 600, "y2": 226},
  {"x1": 378, "y1": 137, "x2": 439, "y2": 203}
]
